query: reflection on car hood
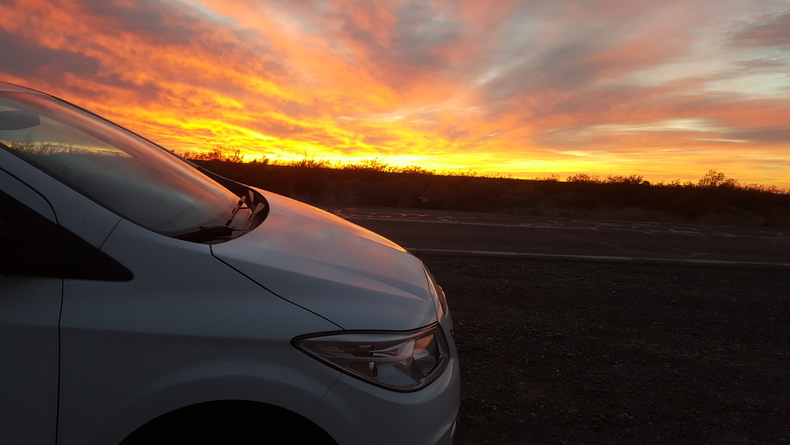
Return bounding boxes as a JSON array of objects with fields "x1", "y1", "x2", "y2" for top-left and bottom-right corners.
[{"x1": 211, "y1": 190, "x2": 437, "y2": 330}]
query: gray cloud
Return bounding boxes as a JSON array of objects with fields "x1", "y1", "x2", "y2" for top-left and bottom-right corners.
[
  {"x1": 729, "y1": 11, "x2": 790, "y2": 48},
  {"x1": 0, "y1": 26, "x2": 170, "y2": 106},
  {"x1": 0, "y1": 29, "x2": 101, "y2": 78},
  {"x1": 730, "y1": 126, "x2": 790, "y2": 143},
  {"x1": 391, "y1": 2, "x2": 465, "y2": 66},
  {"x1": 77, "y1": 0, "x2": 206, "y2": 46}
]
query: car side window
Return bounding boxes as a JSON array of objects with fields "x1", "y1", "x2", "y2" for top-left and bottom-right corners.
[
  {"x1": 0, "y1": 190, "x2": 132, "y2": 281},
  {"x1": 0, "y1": 190, "x2": 61, "y2": 277}
]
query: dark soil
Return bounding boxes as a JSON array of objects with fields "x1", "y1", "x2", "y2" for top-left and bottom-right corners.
[{"x1": 417, "y1": 253, "x2": 790, "y2": 445}]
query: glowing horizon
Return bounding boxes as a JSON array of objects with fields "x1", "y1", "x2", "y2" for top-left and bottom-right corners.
[{"x1": 2, "y1": 0, "x2": 789, "y2": 189}]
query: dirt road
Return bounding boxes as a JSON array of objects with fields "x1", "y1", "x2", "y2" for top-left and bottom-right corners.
[{"x1": 331, "y1": 207, "x2": 790, "y2": 265}]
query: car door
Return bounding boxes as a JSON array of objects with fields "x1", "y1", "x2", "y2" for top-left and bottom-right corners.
[{"x1": 0, "y1": 169, "x2": 61, "y2": 444}]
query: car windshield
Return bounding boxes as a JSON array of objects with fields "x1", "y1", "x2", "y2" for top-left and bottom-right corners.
[{"x1": 0, "y1": 91, "x2": 258, "y2": 239}]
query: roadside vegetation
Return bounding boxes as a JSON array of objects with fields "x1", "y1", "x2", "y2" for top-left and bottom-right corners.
[{"x1": 181, "y1": 147, "x2": 790, "y2": 227}]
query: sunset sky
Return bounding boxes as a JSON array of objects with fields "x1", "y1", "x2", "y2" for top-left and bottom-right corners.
[{"x1": 2, "y1": 0, "x2": 789, "y2": 188}]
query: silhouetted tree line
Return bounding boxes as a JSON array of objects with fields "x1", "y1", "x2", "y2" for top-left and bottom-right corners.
[{"x1": 183, "y1": 150, "x2": 789, "y2": 227}]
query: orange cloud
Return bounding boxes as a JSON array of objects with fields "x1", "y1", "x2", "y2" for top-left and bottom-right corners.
[{"x1": 1, "y1": 0, "x2": 788, "y2": 189}]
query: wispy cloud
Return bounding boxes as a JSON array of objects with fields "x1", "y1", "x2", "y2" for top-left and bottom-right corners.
[{"x1": 1, "y1": 0, "x2": 789, "y2": 187}]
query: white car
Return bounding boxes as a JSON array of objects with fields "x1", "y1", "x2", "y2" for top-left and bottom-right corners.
[{"x1": 0, "y1": 81, "x2": 459, "y2": 445}]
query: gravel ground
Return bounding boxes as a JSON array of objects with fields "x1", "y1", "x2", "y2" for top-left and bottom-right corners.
[{"x1": 417, "y1": 253, "x2": 790, "y2": 445}]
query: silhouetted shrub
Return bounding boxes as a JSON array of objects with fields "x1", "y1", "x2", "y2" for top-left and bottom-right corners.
[{"x1": 189, "y1": 159, "x2": 790, "y2": 227}]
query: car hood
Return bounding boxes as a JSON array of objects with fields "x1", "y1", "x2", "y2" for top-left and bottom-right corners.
[{"x1": 211, "y1": 191, "x2": 437, "y2": 330}]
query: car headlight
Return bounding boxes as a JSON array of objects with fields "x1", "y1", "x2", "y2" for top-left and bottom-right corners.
[{"x1": 293, "y1": 323, "x2": 449, "y2": 392}]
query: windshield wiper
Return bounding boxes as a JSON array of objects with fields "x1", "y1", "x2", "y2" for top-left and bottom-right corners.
[
  {"x1": 175, "y1": 189, "x2": 265, "y2": 243},
  {"x1": 225, "y1": 196, "x2": 249, "y2": 226},
  {"x1": 173, "y1": 224, "x2": 242, "y2": 243}
]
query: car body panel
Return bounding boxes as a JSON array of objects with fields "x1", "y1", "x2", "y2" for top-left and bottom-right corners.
[
  {"x1": 213, "y1": 191, "x2": 438, "y2": 331},
  {"x1": 57, "y1": 218, "x2": 343, "y2": 444},
  {"x1": 0, "y1": 169, "x2": 60, "y2": 443}
]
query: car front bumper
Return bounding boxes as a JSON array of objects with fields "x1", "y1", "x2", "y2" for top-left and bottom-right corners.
[{"x1": 306, "y1": 347, "x2": 460, "y2": 445}]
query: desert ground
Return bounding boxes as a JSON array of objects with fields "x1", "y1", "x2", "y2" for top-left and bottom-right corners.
[{"x1": 418, "y1": 253, "x2": 789, "y2": 444}]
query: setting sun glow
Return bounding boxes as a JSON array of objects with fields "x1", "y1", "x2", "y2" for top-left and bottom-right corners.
[{"x1": 2, "y1": 0, "x2": 789, "y2": 188}]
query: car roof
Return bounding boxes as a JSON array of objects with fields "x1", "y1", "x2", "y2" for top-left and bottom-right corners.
[{"x1": 0, "y1": 81, "x2": 46, "y2": 94}]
